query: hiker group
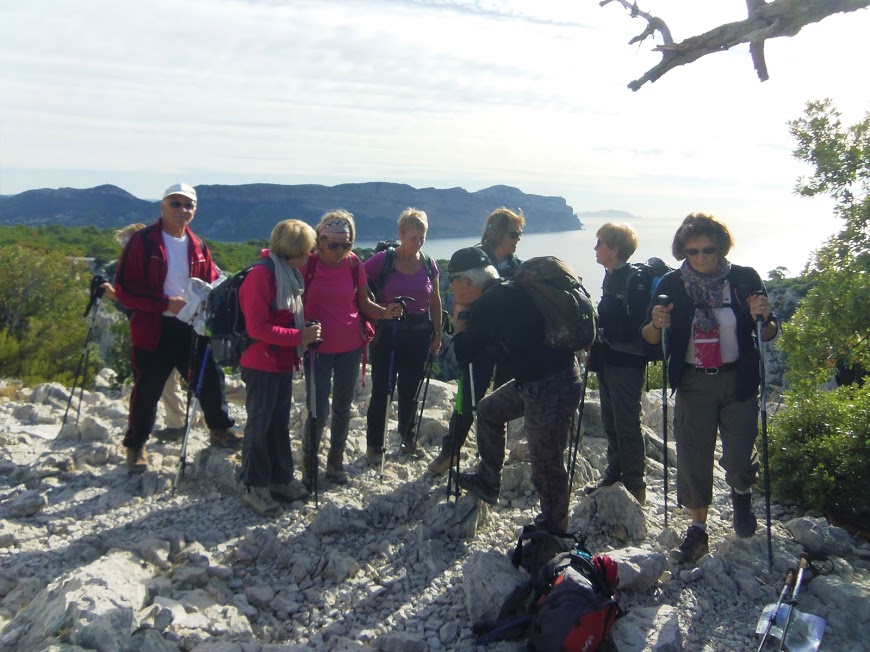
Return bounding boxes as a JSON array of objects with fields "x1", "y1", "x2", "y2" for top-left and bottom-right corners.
[{"x1": 107, "y1": 181, "x2": 778, "y2": 566}]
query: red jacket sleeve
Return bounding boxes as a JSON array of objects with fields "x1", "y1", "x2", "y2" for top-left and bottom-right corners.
[
  {"x1": 239, "y1": 264, "x2": 303, "y2": 348},
  {"x1": 113, "y1": 231, "x2": 169, "y2": 314}
]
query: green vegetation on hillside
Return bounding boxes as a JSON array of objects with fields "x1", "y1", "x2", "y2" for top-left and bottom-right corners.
[{"x1": 770, "y1": 99, "x2": 870, "y2": 520}]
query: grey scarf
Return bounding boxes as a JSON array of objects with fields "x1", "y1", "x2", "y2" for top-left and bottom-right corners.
[{"x1": 269, "y1": 252, "x2": 307, "y2": 356}]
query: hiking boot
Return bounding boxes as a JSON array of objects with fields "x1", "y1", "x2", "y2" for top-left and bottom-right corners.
[
  {"x1": 209, "y1": 427, "x2": 242, "y2": 449},
  {"x1": 399, "y1": 437, "x2": 421, "y2": 457},
  {"x1": 457, "y1": 472, "x2": 500, "y2": 505},
  {"x1": 325, "y1": 449, "x2": 349, "y2": 484},
  {"x1": 427, "y1": 452, "x2": 452, "y2": 476},
  {"x1": 153, "y1": 426, "x2": 185, "y2": 442},
  {"x1": 731, "y1": 489, "x2": 757, "y2": 538},
  {"x1": 670, "y1": 525, "x2": 710, "y2": 564},
  {"x1": 627, "y1": 485, "x2": 646, "y2": 506},
  {"x1": 366, "y1": 446, "x2": 383, "y2": 466},
  {"x1": 242, "y1": 486, "x2": 283, "y2": 517},
  {"x1": 583, "y1": 477, "x2": 618, "y2": 495},
  {"x1": 125, "y1": 445, "x2": 148, "y2": 472},
  {"x1": 269, "y1": 480, "x2": 309, "y2": 503}
]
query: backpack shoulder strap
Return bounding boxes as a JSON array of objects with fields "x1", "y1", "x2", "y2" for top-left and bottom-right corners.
[
  {"x1": 348, "y1": 252, "x2": 361, "y2": 291},
  {"x1": 377, "y1": 248, "x2": 396, "y2": 300}
]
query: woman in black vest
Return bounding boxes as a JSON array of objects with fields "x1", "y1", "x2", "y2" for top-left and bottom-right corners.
[{"x1": 642, "y1": 213, "x2": 778, "y2": 564}]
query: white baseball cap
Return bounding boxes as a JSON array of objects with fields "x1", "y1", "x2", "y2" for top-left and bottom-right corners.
[{"x1": 162, "y1": 182, "x2": 197, "y2": 202}]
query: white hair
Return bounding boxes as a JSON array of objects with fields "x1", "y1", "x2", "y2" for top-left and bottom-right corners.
[{"x1": 457, "y1": 265, "x2": 499, "y2": 287}]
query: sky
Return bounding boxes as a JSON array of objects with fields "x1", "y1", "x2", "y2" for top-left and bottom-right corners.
[{"x1": 2, "y1": 0, "x2": 869, "y2": 273}]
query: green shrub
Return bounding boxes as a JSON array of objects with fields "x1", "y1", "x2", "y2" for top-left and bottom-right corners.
[{"x1": 769, "y1": 384, "x2": 870, "y2": 517}]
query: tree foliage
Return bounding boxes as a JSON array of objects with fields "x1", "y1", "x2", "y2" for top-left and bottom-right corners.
[
  {"x1": 770, "y1": 100, "x2": 870, "y2": 519},
  {"x1": 0, "y1": 245, "x2": 99, "y2": 385},
  {"x1": 779, "y1": 100, "x2": 870, "y2": 391}
]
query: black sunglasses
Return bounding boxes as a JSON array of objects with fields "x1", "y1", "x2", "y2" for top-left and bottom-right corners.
[
  {"x1": 508, "y1": 230, "x2": 523, "y2": 240},
  {"x1": 684, "y1": 245, "x2": 718, "y2": 257},
  {"x1": 169, "y1": 200, "x2": 196, "y2": 210},
  {"x1": 327, "y1": 242, "x2": 353, "y2": 251}
]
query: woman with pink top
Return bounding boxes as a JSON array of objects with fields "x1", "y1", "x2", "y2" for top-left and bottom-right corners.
[
  {"x1": 301, "y1": 210, "x2": 402, "y2": 488},
  {"x1": 237, "y1": 219, "x2": 321, "y2": 517},
  {"x1": 364, "y1": 208, "x2": 443, "y2": 461}
]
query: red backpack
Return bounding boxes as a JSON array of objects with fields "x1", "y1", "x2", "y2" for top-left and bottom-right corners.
[{"x1": 529, "y1": 551, "x2": 622, "y2": 652}]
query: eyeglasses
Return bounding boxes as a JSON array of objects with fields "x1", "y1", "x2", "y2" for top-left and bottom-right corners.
[
  {"x1": 684, "y1": 245, "x2": 718, "y2": 257},
  {"x1": 169, "y1": 200, "x2": 196, "y2": 210},
  {"x1": 508, "y1": 230, "x2": 523, "y2": 240},
  {"x1": 449, "y1": 274, "x2": 464, "y2": 283},
  {"x1": 327, "y1": 242, "x2": 353, "y2": 251}
]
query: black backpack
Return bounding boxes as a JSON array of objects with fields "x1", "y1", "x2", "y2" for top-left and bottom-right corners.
[
  {"x1": 475, "y1": 526, "x2": 622, "y2": 651},
  {"x1": 602, "y1": 257, "x2": 672, "y2": 361},
  {"x1": 368, "y1": 239, "x2": 436, "y2": 302},
  {"x1": 528, "y1": 551, "x2": 622, "y2": 652},
  {"x1": 510, "y1": 256, "x2": 597, "y2": 352},
  {"x1": 206, "y1": 258, "x2": 274, "y2": 367},
  {"x1": 617, "y1": 258, "x2": 672, "y2": 322}
]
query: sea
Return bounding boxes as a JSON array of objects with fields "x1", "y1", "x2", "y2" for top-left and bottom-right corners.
[{"x1": 358, "y1": 213, "x2": 830, "y2": 293}]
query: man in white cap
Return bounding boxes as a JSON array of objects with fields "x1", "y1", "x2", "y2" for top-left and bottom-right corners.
[{"x1": 114, "y1": 183, "x2": 239, "y2": 471}]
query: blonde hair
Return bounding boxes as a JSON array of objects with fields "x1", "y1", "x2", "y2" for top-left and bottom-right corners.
[
  {"x1": 269, "y1": 219, "x2": 317, "y2": 259},
  {"x1": 596, "y1": 223, "x2": 638, "y2": 262},
  {"x1": 114, "y1": 223, "x2": 146, "y2": 247},
  {"x1": 397, "y1": 208, "x2": 428, "y2": 234},
  {"x1": 316, "y1": 209, "x2": 356, "y2": 242},
  {"x1": 481, "y1": 208, "x2": 525, "y2": 252}
]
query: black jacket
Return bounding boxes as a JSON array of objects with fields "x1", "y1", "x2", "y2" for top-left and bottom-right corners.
[
  {"x1": 454, "y1": 283, "x2": 575, "y2": 384},
  {"x1": 647, "y1": 264, "x2": 772, "y2": 400}
]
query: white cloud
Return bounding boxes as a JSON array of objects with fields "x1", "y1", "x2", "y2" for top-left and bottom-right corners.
[{"x1": 1, "y1": 0, "x2": 868, "y2": 267}]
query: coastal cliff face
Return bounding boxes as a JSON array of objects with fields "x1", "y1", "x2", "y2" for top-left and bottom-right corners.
[{"x1": 0, "y1": 182, "x2": 581, "y2": 241}]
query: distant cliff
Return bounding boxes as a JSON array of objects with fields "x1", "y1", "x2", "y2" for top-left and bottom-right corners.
[{"x1": 0, "y1": 182, "x2": 582, "y2": 241}]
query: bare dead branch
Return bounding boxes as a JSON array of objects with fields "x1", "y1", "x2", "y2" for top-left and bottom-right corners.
[{"x1": 603, "y1": 0, "x2": 870, "y2": 91}]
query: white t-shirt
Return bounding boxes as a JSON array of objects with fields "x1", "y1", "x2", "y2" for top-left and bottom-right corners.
[
  {"x1": 162, "y1": 232, "x2": 190, "y2": 316},
  {"x1": 685, "y1": 280, "x2": 739, "y2": 365}
]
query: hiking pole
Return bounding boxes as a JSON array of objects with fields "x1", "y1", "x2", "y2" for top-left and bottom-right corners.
[
  {"x1": 656, "y1": 294, "x2": 670, "y2": 528},
  {"x1": 447, "y1": 366, "x2": 466, "y2": 500},
  {"x1": 568, "y1": 361, "x2": 589, "y2": 494},
  {"x1": 306, "y1": 321, "x2": 322, "y2": 507},
  {"x1": 755, "y1": 294, "x2": 774, "y2": 574},
  {"x1": 776, "y1": 558, "x2": 809, "y2": 652},
  {"x1": 757, "y1": 568, "x2": 796, "y2": 652},
  {"x1": 61, "y1": 275, "x2": 106, "y2": 433},
  {"x1": 410, "y1": 348, "x2": 434, "y2": 450},
  {"x1": 173, "y1": 342, "x2": 211, "y2": 493},
  {"x1": 381, "y1": 296, "x2": 411, "y2": 480}
]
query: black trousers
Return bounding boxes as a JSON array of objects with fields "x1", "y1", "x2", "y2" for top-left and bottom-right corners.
[
  {"x1": 123, "y1": 317, "x2": 233, "y2": 448},
  {"x1": 366, "y1": 322, "x2": 432, "y2": 450},
  {"x1": 238, "y1": 367, "x2": 295, "y2": 487}
]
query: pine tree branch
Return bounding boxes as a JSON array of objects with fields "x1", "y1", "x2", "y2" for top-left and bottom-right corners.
[{"x1": 601, "y1": 0, "x2": 870, "y2": 91}]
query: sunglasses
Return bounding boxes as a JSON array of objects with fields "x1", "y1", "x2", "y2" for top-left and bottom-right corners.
[
  {"x1": 508, "y1": 230, "x2": 523, "y2": 240},
  {"x1": 327, "y1": 242, "x2": 353, "y2": 251},
  {"x1": 169, "y1": 200, "x2": 196, "y2": 210},
  {"x1": 684, "y1": 245, "x2": 718, "y2": 257},
  {"x1": 449, "y1": 274, "x2": 464, "y2": 283}
]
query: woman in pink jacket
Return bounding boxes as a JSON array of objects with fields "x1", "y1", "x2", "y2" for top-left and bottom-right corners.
[{"x1": 237, "y1": 219, "x2": 321, "y2": 518}]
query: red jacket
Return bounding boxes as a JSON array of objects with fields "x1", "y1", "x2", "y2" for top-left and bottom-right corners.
[
  {"x1": 114, "y1": 218, "x2": 219, "y2": 352},
  {"x1": 238, "y1": 250, "x2": 303, "y2": 373}
]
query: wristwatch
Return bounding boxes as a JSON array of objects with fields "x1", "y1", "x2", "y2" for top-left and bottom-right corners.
[{"x1": 457, "y1": 310, "x2": 471, "y2": 320}]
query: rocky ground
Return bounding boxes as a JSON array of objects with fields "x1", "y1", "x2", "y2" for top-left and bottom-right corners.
[{"x1": 0, "y1": 369, "x2": 868, "y2": 652}]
